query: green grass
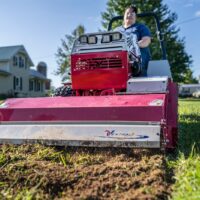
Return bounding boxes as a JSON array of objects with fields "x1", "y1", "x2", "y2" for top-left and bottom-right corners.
[
  {"x1": 169, "y1": 99, "x2": 200, "y2": 200},
  {"x1": 178, "y1": 98, "x2": 200, "y2": 155},
  {"x1": 0, "y1": 96, "x2": 5, "y2": 101},
  {"x1": 171, "y1": 151, "x2": 200, "y2": 200}
]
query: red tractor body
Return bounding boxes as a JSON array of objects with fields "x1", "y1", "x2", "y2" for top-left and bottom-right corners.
[
  {"x1": 71, "y1": 51, "x2": 130, "y2": 92},
  {"x1": 0, "y1": 13, "x2": 178, "y2": 150}
]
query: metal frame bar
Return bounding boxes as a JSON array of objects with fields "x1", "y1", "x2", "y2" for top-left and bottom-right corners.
[
  {"x1": 108, "y1": 12, "x2": 167, "y2": 60},
  {"x1": 0, "y1": 123, "x2": 161, "y2": 148}
]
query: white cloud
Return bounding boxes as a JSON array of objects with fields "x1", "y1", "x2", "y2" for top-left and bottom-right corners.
[{"x1": 195, "y1": 10, "x2": 200, "y2": 16}]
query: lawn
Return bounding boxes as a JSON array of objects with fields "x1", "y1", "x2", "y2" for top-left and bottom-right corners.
[
  {"x1": 170, "y1": 99, "x2": 200, "y2": 200},
  {"x1": 0, "y1": 98, "x2": 199, "y2": 199}
]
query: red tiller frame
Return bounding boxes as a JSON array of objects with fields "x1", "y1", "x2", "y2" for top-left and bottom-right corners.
[
  {"x1": 0, "y1": 83, "x2": 178, "y2": 149},
  {"x1": 162, "y1": 81, "x2": 178, "y2": 149},
  {"x1": 0, "y1": 94, "x2": 165, "y2": 122}
]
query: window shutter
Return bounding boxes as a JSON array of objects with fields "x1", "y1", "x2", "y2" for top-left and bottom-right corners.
[
  {"x1": 13, "y1": 76, "x2": 16, "y2": 90},
  {"x1": 13, "y1": 56, "x2": 15, "y2": 66},
  {"x1": 34, "y1": 80, "x2": 37, "y2": 92},
  {"x1": 25, "y1": 58, "x2": 27, "y2": 69},
  {"x1": 13, "y1": 56, "x2": 18, "y2": 66},
  {"x1": 29, "y1": 80, "x2": 31, "y2": 91},
  {"x1": 20, "y1": 77, "x2": 23, "y2": 90}
]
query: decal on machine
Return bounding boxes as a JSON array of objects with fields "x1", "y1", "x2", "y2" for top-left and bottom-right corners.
[
  {"x1": 98, "y1": 130, "x2": 149, "y2": 140},
  {"x1": 149, "y1": 99, "x2": 164, "y2": 106},
  {"x1": 0, "y1": 102, "x2": 8, "y2": 108}
]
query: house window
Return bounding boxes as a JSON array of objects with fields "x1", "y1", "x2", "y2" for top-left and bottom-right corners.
[
  {"x1": 16, "y1": 77, "x2": 19, "y2": 86},
  {"x1": 13, "y1": 56, "x2": 18, "y2": 66},
  {"x1": 13, "y1": 76, "x2": 22, "y2": 90},
  {"x1": 29, "y1": 80, "x2": 34, "y2": 91},
  {"x1": 45, "y1": 81, "x2": 51, "y2": 90},
  {"x1": 41, "y1": 82, "x2": 43, "y2": 92},
  {"x1": 37, "y1": 81, "x2": 41, "y2": 91},
  {"x1": 19, "y1": 56, "x2": 24, "y2": 68},
  {"x1": 34, "y1": 80, "x2": 40, "y2": 91},
  {"x1": 34, "y1": 80, "x2": 37, "y2": 92}
]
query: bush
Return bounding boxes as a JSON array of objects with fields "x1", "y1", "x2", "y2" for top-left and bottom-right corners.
[
  {"x1": 0, "y1": 93, "x2": 14, "y2": 100},
  {"x1": 192, "y1": 90, "x2": 200, "y2": 98}
]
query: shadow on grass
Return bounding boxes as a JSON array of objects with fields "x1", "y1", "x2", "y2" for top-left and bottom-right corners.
[
  {"x1": 179, "y1": 98, "x2": 200, "y2": 102},
  {"x1": 178, "y1": 114, "x2": 200, "y2": 157}
]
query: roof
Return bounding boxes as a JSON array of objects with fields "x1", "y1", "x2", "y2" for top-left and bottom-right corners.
[
  {"x1": 0, "y1": 69, "x2": 11, "y2": 76},
  {"x1": 29, "y1": 69, "x2": 48, "y2": 80},
  {"x1": 0, "y1": 45, "x2": 34, "y2": 66}
]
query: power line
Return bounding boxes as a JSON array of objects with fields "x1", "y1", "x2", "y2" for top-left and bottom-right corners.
[
  {"x1": 168, "y1": 16, "x2": 200, "y2": 31},
  {"x1": 33, "y1": 16, "x2": 200, "y2": 60},
  {"x1": 175, "y1": 16, "x2": 200, "y2": 26}
]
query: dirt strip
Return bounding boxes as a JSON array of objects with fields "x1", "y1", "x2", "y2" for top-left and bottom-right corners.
[{"x1": 0, "y1": 145, "x2": 172, "y2": 199}]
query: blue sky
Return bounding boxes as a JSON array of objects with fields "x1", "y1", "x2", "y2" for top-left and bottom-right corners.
[{"x1": 0, "y1": 0, "x2": 200, "y2": 87}]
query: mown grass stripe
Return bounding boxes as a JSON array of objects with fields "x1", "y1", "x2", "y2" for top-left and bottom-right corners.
[{"x1": 170, "y1": 99, "x2": 200, "y2": 200}]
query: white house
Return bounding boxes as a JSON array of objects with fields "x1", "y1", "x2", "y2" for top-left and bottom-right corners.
[
  {"x1": 179, "y1": 84, "x2": 200, "y2": 96},
  {"x1": 0, "y1": 45, "x2": 50, "y2": 97}
]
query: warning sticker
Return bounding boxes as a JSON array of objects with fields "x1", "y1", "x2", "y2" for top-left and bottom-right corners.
[
  {"x1": 0, "y1": 102, "x2": 8, "y2": 108},
  {"x1": 149, "y1": 99, "x2": 164, "y2": 106}
]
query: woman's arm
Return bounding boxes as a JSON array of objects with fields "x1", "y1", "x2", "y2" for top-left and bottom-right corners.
[{"x1": 138, "y1": 36, "x2": 151, "y2": 48}]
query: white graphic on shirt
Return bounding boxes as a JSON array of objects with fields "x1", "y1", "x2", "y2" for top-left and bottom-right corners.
[
  {"x1": 126, "y1": 33, "x2": 141, "y2": 62},
  {"x1": 116, "y1": 26, "x2": 141, "y2": 62}
]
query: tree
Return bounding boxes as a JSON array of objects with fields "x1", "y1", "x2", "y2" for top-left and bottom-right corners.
[
  {"x1": 55, "y1": 25, "x2": 85, "y2": 81},
  {"x1": 101, "y1": 0, "x2": 197, "y2": 83}
]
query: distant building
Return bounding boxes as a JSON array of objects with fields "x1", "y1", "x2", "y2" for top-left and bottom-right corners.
[
  {"x1": 0, "y1": 45, "x2": 51, "y2": 97},
  {"x1": 179, "y1": 84, "x2": 200, "y2": 96}
]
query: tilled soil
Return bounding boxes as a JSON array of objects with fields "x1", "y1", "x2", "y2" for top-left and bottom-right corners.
[{"x1": 0, "y1": 145, "x2": 172, "y2": 199}]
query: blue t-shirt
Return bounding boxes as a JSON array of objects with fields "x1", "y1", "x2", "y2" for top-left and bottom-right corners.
[{"x1": 115, "y1": 23, "x2": 151, "y2": 68}]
